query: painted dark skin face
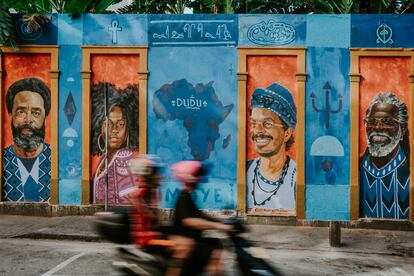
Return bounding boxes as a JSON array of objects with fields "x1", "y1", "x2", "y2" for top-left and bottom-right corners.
[
  {"x1": 365, "y1": 102, "x2": 403, "y2": 167},
  {"x1": 366, "y1": 103, "x2": 399, "y2": 146},
  {"x1": 12, "y1": 91, "x2": 46, "y2": 135},
  {"x1": 250, "y1": 107, "x2": 291, "y2": 157},
  {"x1": 11, "y1": 91, "x2": 46, "y2": 157},
  {"x1": 101, "y1": 106, "x2": 127, "y2": 152}
]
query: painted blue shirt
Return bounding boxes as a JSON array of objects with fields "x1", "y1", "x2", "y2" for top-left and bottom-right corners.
[
  {"x1": 3, "y1": 143, "x2": 51, "y2": 202},
  {"x1": 360, "y1": 146, "x2": 409, "y2": 219}
]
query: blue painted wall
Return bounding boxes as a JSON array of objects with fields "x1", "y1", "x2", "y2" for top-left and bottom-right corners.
[
  {"x1": 351, "y1": 14, "x2": 414, "y2": 48},
  {"x1": 149, "y1": 14, "x2": 237, "y2": 46},
  {"x1": 305, "y1": 15, "x2": 351, "y2": 220},
  {"x1": 83, "y1": 14, "x2": 147, "y2": 45},
  {"x1": 147, "y1": 46, "x2": 238, "y2": 209},
  {"x1": 13, "y1": 14, "x2": 58, "y2": 45},
  {"x1": 57, "y1": 15, "x2": 83, "y2": 204},
  {"x1": 4, "y1": 14, "x2": 414, "y2": 220},
  {"x1": 305, "y1": 47, "x2": 350, "y2": 220},
  {"x1": 238, "y1": 14, "x2": 306, "y2": 46}
]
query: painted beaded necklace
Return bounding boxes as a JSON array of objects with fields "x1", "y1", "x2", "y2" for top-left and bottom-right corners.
[{"x1": 252, "y1": 156, "x2": 290, "y2": 206}]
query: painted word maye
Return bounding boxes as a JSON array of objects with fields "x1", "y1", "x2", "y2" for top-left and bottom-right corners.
[
  {"x1": 171, "y1": 95, "x2": 208, "y2": 110},
  {"x1": 165, "y1": 187, "x2": 224, "y2": 203},
  {"x1": 247, "y1": 20, "x2": 295, "y2": 45}
]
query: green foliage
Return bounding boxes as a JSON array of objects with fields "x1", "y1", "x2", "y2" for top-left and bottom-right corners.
[
  {"x1": 23, "y1": 14, "x2": 51, "y2": 32},
  {"x1": 4, "y1": 0, "x2": 123, "y2": 15},
  {"x1": 117, "y1": 0, "x2": 189, "y2": 14},
  {"x1": 311, "y1": 0, "x2": 359, "y2": 13},
  {"x1": 188, "y1": 0, "x2": 234, "y2": 13},
  {"x1": 167, "y1": 0, "x2": 188, "y2": 14},
  {"x1": 0, "y1": 0, "x2": 17, "y2": 49},
  {"x1": 231, "y1": 0, "x2": 414, "y2": 14},
  {"x1": 231, "y1": 0, "x2": 317, "y2": 14}
]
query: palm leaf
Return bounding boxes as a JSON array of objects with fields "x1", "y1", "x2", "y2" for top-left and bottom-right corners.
[
  {"x1": 23, "y1": 14, "x2": 51, "y2": 32},
  {"x1": 95, "y1": 0, "x2": 123, "y2": 12},
  {"x1": 0, "y1": 1, "x2": 17, "y2": 49}
]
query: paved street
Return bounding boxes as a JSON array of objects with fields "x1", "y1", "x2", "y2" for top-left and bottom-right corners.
[
  {"x1": 0, "y1": 215, "x2": 413, "y2": 275},
  {"x1": 1, "y1": 235, "x2": 413, "y2": 276},
  {"x1": 0, "y1": 239, "x2": 118, "y2": 276}
]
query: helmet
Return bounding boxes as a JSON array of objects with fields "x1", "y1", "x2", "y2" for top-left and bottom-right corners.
[
  {"x1": 128, "y1": 154, "x2": 163, "y2": 179},
  {"x1": 171, "y1": 160, "x2": 209, "y2": 184}
]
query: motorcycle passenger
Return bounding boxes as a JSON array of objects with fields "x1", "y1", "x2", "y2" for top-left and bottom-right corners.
[
  {"x1": 128, "y1": 154, "x2": 171, "y2": 254},
  {"x1": 128, "y1": 155, "x2": 194, "y2": 275},
  {"x1": 171, "y1": 160, "x2": 233, "y2": 276}
]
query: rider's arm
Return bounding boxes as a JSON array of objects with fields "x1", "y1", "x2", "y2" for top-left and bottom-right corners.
[
  {"x1": 182, "y1": 217, "x2": 232, "y2": 231},
  {"x1": 176, "y1": 191, "x2": 233, "y2": 232}
]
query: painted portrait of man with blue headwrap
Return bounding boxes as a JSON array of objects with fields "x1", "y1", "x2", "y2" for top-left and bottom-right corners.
[{"x1": 247, "y1": 83, "x2": 297, "y2": 212}]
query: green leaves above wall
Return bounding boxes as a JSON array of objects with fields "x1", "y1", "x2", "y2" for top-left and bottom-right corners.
[{"x1": 0, "y1": 0, "x2": 16, "y2": 49}]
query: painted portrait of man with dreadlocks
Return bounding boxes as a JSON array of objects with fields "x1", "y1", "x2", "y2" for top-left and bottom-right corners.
[{"x1": 90, "y1": 82, "x2": 139, "y2": 204}]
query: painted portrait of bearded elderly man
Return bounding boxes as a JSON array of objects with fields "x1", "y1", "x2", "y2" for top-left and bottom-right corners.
[{"x1": 360, "y1": 93, "x2": 410, "y2": 219}]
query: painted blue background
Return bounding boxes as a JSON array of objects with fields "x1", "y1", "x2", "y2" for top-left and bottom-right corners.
[
  {"x1": 147, "y1": 47, "x2": 238, "y2": 209},
  {"x1": 238, "y1": 14, "x2": 306, "y2": 46},
  {"x1": 57, "y1": 15, "x2": 83, "y2": 204},
  {"x1": 305, "y1": 47, "x2": 350, "y2": 220},
  {"x1": 305, "y1": 47, "x2": 350, "y2": 186},
  {"x1": 307, "y1": 15, "x2": 350, "y2": 48},
  {"x1": 13, "y1": 14, "x2": 58, "y2": 45},
  {"x1": 351, "y1": 14, "x2": 414, "y2": 48},
  {"x1": 58, "y1": 14, "x2": 82, "y2": 45},
  {"x1": 149, "y1": 14, "x2": 237, "y2": 46},
  {"x1": 306, "y1": 185, "x2": 350, "y2": 220},
  {"x1": 83, "y1": 14, "x2": 147, "y2": 45}
]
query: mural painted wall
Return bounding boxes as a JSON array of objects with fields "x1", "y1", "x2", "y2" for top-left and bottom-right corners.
[
  {"x1": 90, "y1": 55, "x2": 140, "y2": 205},
  {"x1": 245, "y1": 56, "x2": 298, "y2": 215},
  {"x1": 358, "y1": 57, "x2": 410, "y2": 219},
  {"x1": 1, "y1": 13, "x2": 414, "y2": 222},
  {"x1": 58, "y1": 15, "x2": 83, "y2": 205},
  {"x1": 305, "y1": 15, "x2": 351, "y2": 221},
  {"x1": 2, "y1": 54, "x2": 52, "y2": 202},
  {"x1": 147, "y1": 15, "x2": 238, "y2": 209},
  {"x1": 148, "y1": 44, "x2": 238, "y2": 209}
]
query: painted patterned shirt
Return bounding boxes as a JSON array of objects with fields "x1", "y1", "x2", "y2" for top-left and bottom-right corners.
[
  {"x1": 360, "y1": 146, "x2": 410, "y2": 219},
  {"x1": 93, "y1": 148, "x2": 136, "y2": 204},
  {"x1": 3, "y1": 143, "x2": 51, "y2": 202},
  {"x1": 246, "y1": 157, "x2": 296, "y2": 210}
]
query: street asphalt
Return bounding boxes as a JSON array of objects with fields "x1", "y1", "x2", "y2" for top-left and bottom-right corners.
[
  {"x1": 1, "y1": 214, "x2": 413, "y2": 257},
  {"x1": 1, "y1": 214, "x2": 414, "y2": 276}
]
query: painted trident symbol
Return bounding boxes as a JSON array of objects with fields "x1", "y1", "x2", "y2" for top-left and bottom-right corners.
[{"x1": 310, "y1": 82, "x2": 342, "y2": 129}]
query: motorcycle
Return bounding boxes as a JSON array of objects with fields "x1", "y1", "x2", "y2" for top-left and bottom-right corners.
[{"x1": 95, "y1": 210, "x2": 282, "y2": 276}]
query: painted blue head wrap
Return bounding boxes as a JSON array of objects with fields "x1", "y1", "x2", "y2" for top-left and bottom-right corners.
[{"x1": 251, "y1": 83, "x2": 297, "y2": 129}]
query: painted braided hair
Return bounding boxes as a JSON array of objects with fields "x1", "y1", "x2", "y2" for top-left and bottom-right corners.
[{"x1": 90, "y1": 82, "x2": 138, "y2": 156}]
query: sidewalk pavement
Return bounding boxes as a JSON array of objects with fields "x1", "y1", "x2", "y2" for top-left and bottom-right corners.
[{"x1": 1, "y1": 214, "x2": 413, "y2": 258}]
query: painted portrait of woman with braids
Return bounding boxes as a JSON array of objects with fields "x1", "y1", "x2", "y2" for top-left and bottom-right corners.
[{"x1": 90, "y1": 82, "x2": 139, "y2": 204}]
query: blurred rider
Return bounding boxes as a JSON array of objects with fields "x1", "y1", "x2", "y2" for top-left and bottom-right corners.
[
  {"x1": 128, "y1": 154, "x2": 170, "y2": 253},
  {"x1": 129, "y1": 155, "x2": 193, "y2": 275},
  {"x1": 171, "y1": 160, "x2": 233, "y2": 276}
]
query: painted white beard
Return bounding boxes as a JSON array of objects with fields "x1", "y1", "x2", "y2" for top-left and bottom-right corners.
[{"x1": 367, "y1": 127, "x2": 401, "y2": 157}]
